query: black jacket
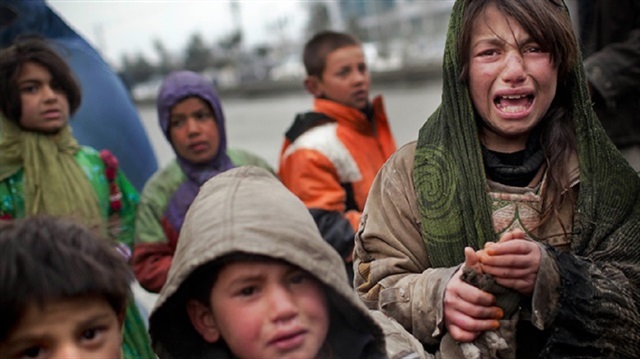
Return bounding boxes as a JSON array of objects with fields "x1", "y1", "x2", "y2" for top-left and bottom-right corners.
[{"x1": 578, "y1": 0, "x2": 640, "y2": 149}]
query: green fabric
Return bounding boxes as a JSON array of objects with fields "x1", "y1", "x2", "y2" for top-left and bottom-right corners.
[
  {"x1": 414, "y1": 0, "x2": 640, "y2": 356},
  {"x1": 0, "y1": 115, "x2": 103, "y2": 230},
  {"x1": 414, "y1": 0, "x2": 640, "y2": 267},
  {"x1": 227, "y1": 147, "x2": 275, "y2": 174},
  {"x1": 0, "y1": 117, "x2": 152, "y2": 357},
  {"x1": 135, "y1": 149, "x2": 274, "y2": 247},
  {"x1": 413, "y1": 0, "x2": 493, "y2": 267},
  {"x1": 122, "y1": 300, "x2": 156, "y2": 359},
  {"x1": 0, "y1": 146, "x2": 139, "y2": 249}
]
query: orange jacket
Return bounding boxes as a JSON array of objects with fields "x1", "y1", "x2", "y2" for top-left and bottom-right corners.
[{"x1": 278, "y1": 96, "x2": 396, "y2": 260}]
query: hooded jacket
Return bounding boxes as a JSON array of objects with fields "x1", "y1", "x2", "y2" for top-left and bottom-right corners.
[
  {"x1": 133, "y1": 71, "x2": 272, "y2": 293},
  {"x1": 148, "y1": 166, "x2": 428, "y2": 359}
]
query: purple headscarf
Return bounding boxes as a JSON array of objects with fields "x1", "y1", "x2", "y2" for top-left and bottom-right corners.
[{"x1": 157, "y1": 70, "x2": 234, "y2": 231}]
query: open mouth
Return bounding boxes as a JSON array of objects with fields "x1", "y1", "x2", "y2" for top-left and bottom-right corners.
[{"x1": 494, "y1": 94, "x2": 534, "y2": 113}]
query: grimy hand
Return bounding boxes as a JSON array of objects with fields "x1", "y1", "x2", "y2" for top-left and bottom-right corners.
[
  {"x1": 443, "y1": 247, "x2": 503, "y2": 342},
  {"x1": 479, "y1": 230, "x2": 540, "y2": 295}
]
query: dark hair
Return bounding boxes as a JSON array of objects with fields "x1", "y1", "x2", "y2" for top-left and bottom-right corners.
[
  {"x1": 0, "y1": 215, "x2": 131, "y2": 342},
  {"x1": 0, "y1": 36, "x2": 82, "y2": 123},
  {"x1": 303, "y1": 30, "x2": 361, "y2": 78},
  {"x1": 458, "y1": 0, "x2": 576, "y2": 82},
  {"x1": 149, "y1": 253, "x2": 318, "y2": 357},
  {"x1": 185, "y1": 253, "x2": 284, "y2": 305},
  {"x1": 459, "y1": 0, "x2": 579, "y2": 229}
]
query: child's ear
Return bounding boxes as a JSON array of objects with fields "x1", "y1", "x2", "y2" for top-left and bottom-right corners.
[
  {"x1": 186, "y1": 300, "x2": 220, "y2": 343},
  {"x1": 304, "y1": 76, "x2": 323, "y2": 97}
]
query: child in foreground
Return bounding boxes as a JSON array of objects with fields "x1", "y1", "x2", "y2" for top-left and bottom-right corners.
[
  {"x1": 0, "y1": 36, "x2": 153, "y2": 359},
  {"x1": 0, "y1": 216, "x2": 133, "y2": 359},
  {"x1": 148, "y1": 166, "x2": 430, "y2": 359}
]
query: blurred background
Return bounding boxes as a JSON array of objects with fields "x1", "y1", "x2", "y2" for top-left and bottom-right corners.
[
  {"x1": 47, "y1": 0, "x2": 455, "y2": 169},
  {"x1": 49, "y1": 0, "x2": 454, "y2": 100}
]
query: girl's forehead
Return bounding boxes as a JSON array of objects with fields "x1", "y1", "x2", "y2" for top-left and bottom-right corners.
[{"x1": 17, "y1": 61, "x2": 52, "y2": 81}]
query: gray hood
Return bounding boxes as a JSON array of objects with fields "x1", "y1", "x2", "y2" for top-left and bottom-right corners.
[{"x1": 149, "y1": 166, "x2": 386, "y2": 358}]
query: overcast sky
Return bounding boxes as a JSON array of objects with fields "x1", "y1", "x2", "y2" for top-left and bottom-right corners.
[{"x1": 48, "y1": 0, "x2": 307, "y2": 67}]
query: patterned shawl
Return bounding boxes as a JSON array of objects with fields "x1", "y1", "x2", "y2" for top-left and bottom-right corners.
[{"x1": 414, "y1": 0, "x2": 640, "y2": 356}]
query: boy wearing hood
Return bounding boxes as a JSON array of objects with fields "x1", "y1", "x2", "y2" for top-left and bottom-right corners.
[
  {"x1": 148, "y1": 166, "x2": 430, "y2": 359},
  {"x1": 132, "y1": 70, "x2": 273, "y2": 293}
]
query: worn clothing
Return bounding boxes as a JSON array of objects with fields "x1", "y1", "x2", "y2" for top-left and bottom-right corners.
[
  {"x1": 133, "y1": 70, "x2": 273, "y2": 293},
  {"x1": 355, "y1": 143, "x2": 576, "y2": 357},
  {"x1": 0, "y1": 143, "x2": 138, "y2": 250},
  {"x1": 578, "y1": 0, "x2": 640, "y2": 155},
  {"x1": 0, "y1": 120, "x2": 151, "y2": 359},
  {"x1": 155, "y1": 71, "x2": 234, "y2": 234},
  {"x1": 355, "y1": 0, "x2": 640, "y2": 357},
  {"x1": 278, "y1": 97, "x2": 396, "y2": 261},
  {"x1": 132, "y1": 150, "x2": 273, "y2": 293},
  {"x1": 149, "y1": 166, "x2": 430, "y2": 359}
]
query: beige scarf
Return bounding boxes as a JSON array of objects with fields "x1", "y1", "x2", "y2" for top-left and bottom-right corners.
[{"x1": 0, "y1": 115, "x2": 102, "y2": 229}]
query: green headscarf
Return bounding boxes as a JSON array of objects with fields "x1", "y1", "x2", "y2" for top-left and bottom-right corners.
[
  {"x1": 414, "y1": 0, "x2": 640, "y2": 356},
  {"x1": 414, "y1": 0, "x2": 639, "y2": 267},
  {"x1": 0, "y1": 115, "x2": 102, "y2": 230}
]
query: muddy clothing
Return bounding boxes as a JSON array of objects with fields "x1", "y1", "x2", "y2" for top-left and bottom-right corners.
[
  {"x1": 149, "y1": 166, "x2": 430, "y2": 359},
  {"x1": 355, "y1": 0, "x2": 640, "y2": 357},
  {"x1": 279, "y1": 97, "x2": 396, "y2": 264},
  {"x1": 355, "y1": 143, "x2": 577, "y2": 357}
]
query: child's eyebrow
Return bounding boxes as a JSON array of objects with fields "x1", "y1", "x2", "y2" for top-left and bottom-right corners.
[
  {"x1": 17, "y1": 78, "x2": 41, "y2": 85},
  {"x1": 3, "y1": 333, "x2": 47, "y2": 349},
  {"x1": 77, "y1": 313, "x2": 114, "y2": 328},
  {"x1": 473, "y1": 35, "x2": 536, "y2": 49},
  {"x1": 227, "y1": 274, "x2": 264, "y2": 286}
]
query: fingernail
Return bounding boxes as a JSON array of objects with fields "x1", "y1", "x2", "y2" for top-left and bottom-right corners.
[
  {"x1": 493, "y1": 320, "x2": 500, "y2": 329},
  {"x1": 496, "y1": 309, "x2": 504, "y2": 319}
]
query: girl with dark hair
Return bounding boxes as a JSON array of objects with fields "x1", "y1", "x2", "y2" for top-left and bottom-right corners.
[
  {"x1": 0, "y1": 37, "x2": 154, "y2": 359},
  {"x1": 354, "y1": 0, "x2": 640, "y2": 357}
]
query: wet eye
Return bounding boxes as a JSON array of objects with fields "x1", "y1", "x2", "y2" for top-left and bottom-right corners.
[
  {"x1": 479, "y1": 49, "x2": 498, "y2": 57},
  {"x1": 523, "y1": 42, "x2": 547, "y2": 54}
]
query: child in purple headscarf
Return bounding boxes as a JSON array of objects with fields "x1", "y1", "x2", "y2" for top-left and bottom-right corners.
[{"x1": 132, "y1": 70, "x2": 273, "y2": 293}]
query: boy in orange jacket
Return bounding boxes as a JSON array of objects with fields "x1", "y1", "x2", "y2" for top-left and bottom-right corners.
[{"x1": 278, "y1": 30, "x2": 396, "y2": 282}]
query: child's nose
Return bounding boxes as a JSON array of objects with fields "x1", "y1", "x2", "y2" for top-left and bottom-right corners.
[
  {"x1": 501, "y1": 52, "x2": 526, "y2": 85},
  {"x1": 352, "y1": 70, "x2": 366, "y2": 83},
  {"x1": 269, "y1": 286, "x2": 298, "y2": 321},
  {"x1": 55, "y1": 344, "x2": 84, "y2": 358},
  {"x1": 42, "y1": 84, "x2": 58, "y2": 100},
  {"x1": 185, "y1": 118, "x2": 200, "y2": 134}
]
